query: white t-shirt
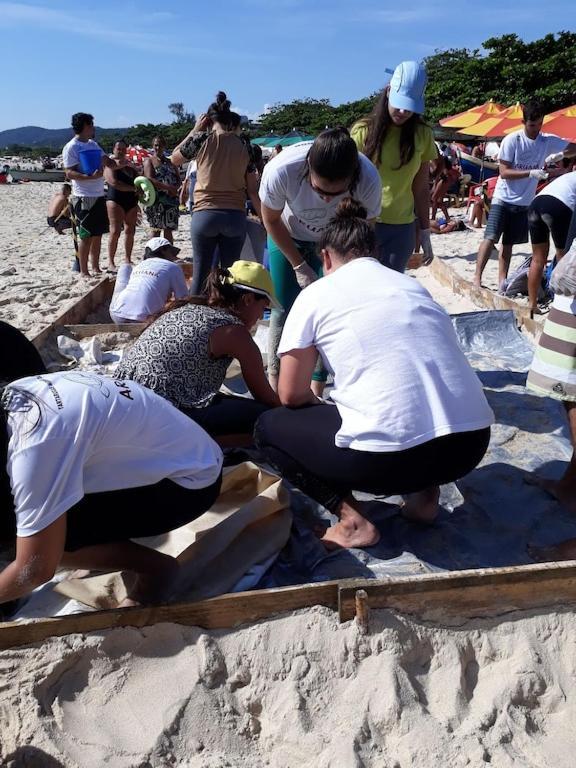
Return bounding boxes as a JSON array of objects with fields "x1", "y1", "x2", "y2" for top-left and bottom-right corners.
[
  {"x1": 6, "y1": 372, "x2": 223, "y2": 537},
  {"x1": 259, "y1": 141, "x2": 382, "y2": 241},
  {"x1": 536, "y1": 170, "x2": 576, "y2": 211},
  {"x1": 109, "y1": 258, "x2": 189, "y2": 321},
  {"x1": 278, "y1": 258, "x2": 494, "y2": 451},
  {"x1": 61, "y1": 136, "x2": 105, "y2": 197},
  {"x1": 494, "y1": 130, "x2": 568, "y2": 207}
]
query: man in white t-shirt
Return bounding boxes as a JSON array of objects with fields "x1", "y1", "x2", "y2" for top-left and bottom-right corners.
[
  {"x1": 527, "y1": 171, "x2": 576, "y2": 312},
  {"x1": 474, "y1": 101, "x2": 576, "y2": 290},
  {"x1": 109, "y1": 236, "x2": 190, "y2": 323},
  {"x1": 62, "y1": 112, "x2": 114, "y2": 277}
]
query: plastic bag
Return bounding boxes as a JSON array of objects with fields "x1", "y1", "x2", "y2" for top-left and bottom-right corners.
[{"x1": 550, "y1": 240, "x2": 576, "y2": 297}]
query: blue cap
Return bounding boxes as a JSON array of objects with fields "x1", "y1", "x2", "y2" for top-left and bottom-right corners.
[{"x1": 388, "y1": 61, "x2": 427, "y2": 114}]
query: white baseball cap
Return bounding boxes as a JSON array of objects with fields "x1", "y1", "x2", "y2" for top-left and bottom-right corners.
[{"x1": 145, "y1": 236, "x2": 180, "y2": 256}]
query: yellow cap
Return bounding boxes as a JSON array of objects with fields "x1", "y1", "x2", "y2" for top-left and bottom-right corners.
[{"x1": 225, "y1": 261, "x2": 282, "y2": 309}]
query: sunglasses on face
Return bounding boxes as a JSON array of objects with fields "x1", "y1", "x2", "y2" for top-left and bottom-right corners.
[{"x1": 309, "y1": 178, "x2": 350, "y2": 199}]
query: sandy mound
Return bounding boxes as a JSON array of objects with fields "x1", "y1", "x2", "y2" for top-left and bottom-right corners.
[{"x1": 2, "y1": 605, "x2": 575, "y2": 767}]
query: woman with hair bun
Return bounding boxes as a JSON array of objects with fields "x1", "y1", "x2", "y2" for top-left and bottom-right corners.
[
  {"x1": 255, "y1": 199, "x2": 493, "y2": 550},
  {"x1": 351, "y1": 61, "x2": 437, "y2": 272},
  {"x1": 171, "y1": 92, "x2": 262, "y2": 295},
  {"x1": 258, "y1": 127, "x2": 382, "y2": 394}
]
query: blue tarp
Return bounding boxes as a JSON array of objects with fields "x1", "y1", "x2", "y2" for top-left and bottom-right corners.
[{"x1": 256, "y1": 310, "x2": 576, "y2": 587}]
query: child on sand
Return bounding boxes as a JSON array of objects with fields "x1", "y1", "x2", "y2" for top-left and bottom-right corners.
[{"x1": 46, "y1": 183, "x2": 72, "y2": 234}]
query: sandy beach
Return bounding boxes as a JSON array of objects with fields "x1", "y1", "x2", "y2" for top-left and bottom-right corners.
[
  {"x1": 4, "y1": 183, "x2": 563, "y2": 768},
  {"x1": 0, "y1": 184, "x2": 491, "y2": 340}
]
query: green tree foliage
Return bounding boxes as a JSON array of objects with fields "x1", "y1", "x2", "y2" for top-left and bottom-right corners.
[
  {"x1": 256, "y1": 32, "x2": 576, "y2": 135},
  {"x1": 258, "y1": 95, "x2": 378, "y2": 135},
  {"x1": 424, "y1": 31, "x2": 576, "y2": 124},
  {"x1": 168, "y1": 102, "x2": 196, "y2": 124}
]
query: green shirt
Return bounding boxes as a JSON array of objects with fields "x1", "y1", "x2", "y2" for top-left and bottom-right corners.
[{"x1": 351, "y1": 121, "x2": 437, "y2": 225}]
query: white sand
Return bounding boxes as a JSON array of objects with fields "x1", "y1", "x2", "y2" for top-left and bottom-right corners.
[
  {"x1": 2, "y1": 187, "x2": 559, "y2": 768},
  {"x1": 2, "y1": 605, "x2": 575, "y2": 767},
  {"x1": 0, "y1": 182, "x2": 193, "y2": 339}
]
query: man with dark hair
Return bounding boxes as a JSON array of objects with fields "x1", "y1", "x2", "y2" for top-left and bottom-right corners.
[
  {"x1": 62, "y1": 112, "x2": 113, "y2": 276},
  {"x1": 474, "y1": 100, "x2": 576, "y2": 290}
]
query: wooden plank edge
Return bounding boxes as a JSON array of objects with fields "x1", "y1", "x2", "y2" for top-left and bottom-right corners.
[
  {"x1": 62, "y1": 322, "x2": 146, "y2": 339},
  {"x1": 31, "y1": 278, "x2": 114, "y2": 350},
  {"x1": 429, "y1": 256, "x2": 543, "y2": 339},
  {"x1": 338, "y1": 561, "x2": 576, "y2": 621},
  {"x1": 0, "y1": 580, "x2": 340, "y2": 651}
]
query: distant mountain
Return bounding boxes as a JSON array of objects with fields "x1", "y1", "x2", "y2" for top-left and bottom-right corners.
[{"x1": 0, "y1": 125, "x2": 129, "y2": 151}]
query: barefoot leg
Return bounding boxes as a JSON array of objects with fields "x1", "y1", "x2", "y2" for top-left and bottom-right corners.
[
  {"x1": 321, "y1": 495, "x2": 380, "y2": 550},
  {"x1": 401, "y1": 485, "x2": 440, "y2": 523}
]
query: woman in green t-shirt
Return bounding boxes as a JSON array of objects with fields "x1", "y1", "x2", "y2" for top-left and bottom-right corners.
[{"x1": 351, "y1": 61, "x2": 438, "y2": 272}]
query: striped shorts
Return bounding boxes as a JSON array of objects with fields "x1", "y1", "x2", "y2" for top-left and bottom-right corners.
[{"x1": 527, "y1": 294, "x2": 576, "y2": 402}]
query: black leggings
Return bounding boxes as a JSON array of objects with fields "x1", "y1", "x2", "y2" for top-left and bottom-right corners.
[
  {"x1": 181, "y1": 394, "x2": 272, "y2": 438},
  {"x1": 64, "y1": 474, "x2": 222, "y2": 551},
  {"x1": 255, "y1": 405, "x2": 490, "y2": 512}
]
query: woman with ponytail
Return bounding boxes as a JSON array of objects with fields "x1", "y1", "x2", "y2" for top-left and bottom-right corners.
[
  {"x1": 116, "y1": 260, "x2": 280, "y2": 445},
  {"x1": 259, "y1": 127, "x2": 382, "y2": 394},
  {"x1": 255, "y1": 199, "x2": 493, "y2": 550},
  {"x1": 351, "y1": 61, "x2": 437, "y2": 272},
  {"x1": 171, "y1": 92, "x2": 261, "y2": 295}
]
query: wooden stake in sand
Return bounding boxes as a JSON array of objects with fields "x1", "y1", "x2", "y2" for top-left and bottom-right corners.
[{"x1": 355, "y1": 589, "x2": 369, "y2": 634}]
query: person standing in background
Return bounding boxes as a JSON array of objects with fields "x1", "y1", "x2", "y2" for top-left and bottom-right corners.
[
  {"x1": 62, "y1": 112, "x2": 113, "y2": 276},
  {"x1": 351, "y1": 61, "x2": 437, "y2": 272}
]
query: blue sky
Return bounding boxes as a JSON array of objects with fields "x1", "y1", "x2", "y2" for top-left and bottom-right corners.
[{"x1": 0, "y1": 0, "x2": 570, "y2": 130}]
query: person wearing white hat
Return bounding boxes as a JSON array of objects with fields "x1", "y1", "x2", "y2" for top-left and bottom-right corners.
[
  {"x1": 351, "y1": 61, "x2": 437, "y2": 272},
  {"x1": 116, "y1": 260, "x2": 280, "y2": 446},
  {"x1": 108, "y1": 236, "x2": 190, "y2": 324}
]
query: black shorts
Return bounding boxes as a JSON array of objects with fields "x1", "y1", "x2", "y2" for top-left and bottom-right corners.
[
  {"x1": 72, "y1": 196, "x2": 109, "y2": 239},
  {"x1": 528, "y1": 194, "x2": 573, "y2": 249},
  {"x1": 484, "y1": 202, "x2": 529, "y2": 246}
]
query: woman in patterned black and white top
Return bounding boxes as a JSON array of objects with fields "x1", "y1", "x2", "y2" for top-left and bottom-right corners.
[{"x1": 116, "y1": 260, "x2": 280, "y2": 446}]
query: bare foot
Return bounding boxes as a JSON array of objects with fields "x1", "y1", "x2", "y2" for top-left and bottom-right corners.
[
  {"x1": 473, "y1": 279, "x2": 482, "y2": 290},
  {"x1": 321, "y1": 499, "x2": 380, "y2": 550},
  {"x1": 401, "y1": 486, "x2": 440, "y2": 523},
  {"x1": 80, "y1": 272, "x2": 92, "y2": 278},
  {"x1": 321, "y1": 519, "x2": 380, "y2": 550},
  {"x1": 528, "y1": 538, "x2": 576, "y2": 562},
  {"x1": 526, "y1": 474, "x2": 576, "y2": 514}
]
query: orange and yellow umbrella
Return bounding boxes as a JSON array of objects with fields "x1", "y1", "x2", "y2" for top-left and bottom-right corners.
[
  {"x1": 457, "y1": 103, "x2": 525, "y2": 138},
  {"x1": 439, "y1": 99, "x2": 505, "y2": 129},
  {"x1": 541, "y1": 105, "x2": 576, "y2": 142}
]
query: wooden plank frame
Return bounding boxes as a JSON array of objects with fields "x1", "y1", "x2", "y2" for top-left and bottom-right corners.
[
  {"x1": 2, "y1": 563, "x2": 576, "y2": 650},
  {"x1": 338, "y1": 561, "x2": 576, "y2": 624}
]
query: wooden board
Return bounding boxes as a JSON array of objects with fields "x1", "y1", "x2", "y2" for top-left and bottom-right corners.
[
  {"x1": 62, "y1": 322, "x2": 146, "y2": 339},
  {"x1": 31, "y1": 278, "x2": 114, "y2": 350},
  {"x1": 0, "y1": 581, "x2": 340, "y2": 651},
  {"x1": 338, "y1": 561, "x2": 576, "y2": 624},
  {"x1": 429, "y1": 256, "x2": 543, "y2": 338}
]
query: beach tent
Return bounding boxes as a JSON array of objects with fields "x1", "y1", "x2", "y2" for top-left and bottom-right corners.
[
  {"x1": 439, "y1": 100, "x2": 505, "y2": 129},
  {"x1": 126, "y1": 146, "x2": 151, "y2": 163},
  {"x1": 456, "y1": 103, "x2": 524, "y2": 138},
  {"x1": 252, "y1": 134, "x2": 280, "y2": 146}
]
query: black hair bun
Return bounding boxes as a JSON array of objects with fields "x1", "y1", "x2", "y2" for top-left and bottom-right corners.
[
  {"x1": 214, "y1": 91, "x2": 231, "y2": 112},
  {"x1": 335, "y1": 198, "x2": 367, "y2": 220}
]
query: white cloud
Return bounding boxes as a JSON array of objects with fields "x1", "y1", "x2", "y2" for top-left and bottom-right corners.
[{"x1": 0, "y1": 3, "x2": 218, "y2": 57}]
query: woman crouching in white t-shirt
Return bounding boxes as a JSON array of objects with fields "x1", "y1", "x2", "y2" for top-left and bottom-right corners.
[
  {"x1": 109, "y1": 236, "x2": 190, "y2": 324},
  {"x1": 0, "y1": 369, "x2": 223, "y2": 610},
  {"x1": 255, "y1": 199, "x2": 494, "y2": 550}
]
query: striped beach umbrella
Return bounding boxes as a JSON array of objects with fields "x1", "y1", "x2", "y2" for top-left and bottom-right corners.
[{"x1": 457, "y1": 103, "x2": 525, "y2": 138}]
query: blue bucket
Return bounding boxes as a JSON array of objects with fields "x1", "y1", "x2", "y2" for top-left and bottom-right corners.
[{"x1": 79, "y1": 148, "x2": 102, "y2": 175}]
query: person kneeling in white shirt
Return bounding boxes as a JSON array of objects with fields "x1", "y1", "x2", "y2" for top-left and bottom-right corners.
[
  {"x1": 109, "y1": 236, "x2": 190, "y2": 323},
  {"x1": 255, "y1": 199, "x2": 494, "y2": 549},
  {"x1": 0, "y1": 366, "x2": 223, "y2": 610}
]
